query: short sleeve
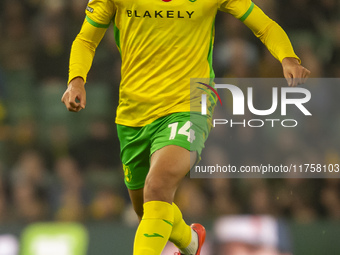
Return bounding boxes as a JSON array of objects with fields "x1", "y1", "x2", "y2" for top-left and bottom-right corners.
[
  {"x1": 218, "y1": 0, "x2": 254, "y2": 21},
  {"x1": 85, "y1": 0, "x2": 116, "y2": 28}
]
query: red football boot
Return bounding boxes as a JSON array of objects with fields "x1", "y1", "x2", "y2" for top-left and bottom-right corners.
[{"x1": 174, "y1": 223, "x2": 206, "y2": 255}]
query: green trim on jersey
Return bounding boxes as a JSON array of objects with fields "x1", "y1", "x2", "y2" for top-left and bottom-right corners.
[
  {"x1": 208, "y1": 20, "x2": 215, "y2": 80},
  {"x1": 207, "y1": 20, "x2": 217, "y2": 115},
  {"x1": 197, "y1": 87, "x2": 217, "y2": 105},
  {"x1": 239, "y1": 2, "x2": 255, "y2": 22},
  {"x1": 113, "y1": 22, "x2": 121, "y2": 53},
  {"x1": 85, "y1": 15, "x2": 111, "y2": 28}
]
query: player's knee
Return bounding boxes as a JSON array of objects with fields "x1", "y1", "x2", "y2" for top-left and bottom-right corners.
[
  {"x1": 144, "y1": 177, "x2": 164, "y2": 196},
  {"x1": 144, "y1": 176, "x2": 175, "y2": 202}
]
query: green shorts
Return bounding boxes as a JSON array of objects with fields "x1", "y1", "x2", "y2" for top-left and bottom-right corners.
[{"x1": 117, "y1": 112, "x2": 212, "y2": 190}]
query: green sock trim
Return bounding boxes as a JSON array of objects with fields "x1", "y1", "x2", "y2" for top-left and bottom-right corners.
[
  {"x1": 143, "y1": 233, "x2": 164, "y2": 238},
  {"x1": 163, "y1": 219, "x2": 173, "y2": 226}
]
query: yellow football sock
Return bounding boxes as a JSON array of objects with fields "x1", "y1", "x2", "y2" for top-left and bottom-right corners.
[
  {"x1": 169, "y1": 203, "x2": 192, "y2": 250},
  {"x1": 133, "y1": 201, "x2": 174, "y2": 255}
]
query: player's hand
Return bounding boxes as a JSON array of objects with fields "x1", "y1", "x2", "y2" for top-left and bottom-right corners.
[
  {"x1": 61, "y1": 77, "x2": 86, "y2": 112},
  {"x1": 282, "y1": 57, "x2": 311, "y2": 87}
]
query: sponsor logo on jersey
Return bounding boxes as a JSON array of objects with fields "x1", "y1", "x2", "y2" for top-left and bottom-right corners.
[
  {"x1": 162, "y1": 0, "x2": 172, "y2": 2},
  {"x1": 86, "y1": 5, "x2": 94, "y2": 13},
  {"x1": 126, "y1": 10, "x2": 194, "y2": 19}
]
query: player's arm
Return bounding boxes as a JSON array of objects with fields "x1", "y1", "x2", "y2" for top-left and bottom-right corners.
[
  {"x1": 242, "y1": 4, "x2": 310, "y2": 86},
  {"x1": 219, "y1": 0, "x2": 310, "y2": 86},
  {"x1": 62, "y1": 0, "x2": 115, "y2": 112}
]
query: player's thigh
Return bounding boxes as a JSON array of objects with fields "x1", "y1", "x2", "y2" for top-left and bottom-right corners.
[
  {"x1": 144, "y1": 145, "x2": 192, "y2": 203},
  {"x1": 144, "y1": 112, "x2": 211, "y2": 202},
  {"x1": 150, "y1": 112, "x2": 211, "y2": 170}
]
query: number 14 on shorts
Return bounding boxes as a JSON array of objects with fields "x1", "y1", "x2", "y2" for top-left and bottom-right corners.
[{"x1": 168, "y1": 121, "x2": 196, "y2": 143}]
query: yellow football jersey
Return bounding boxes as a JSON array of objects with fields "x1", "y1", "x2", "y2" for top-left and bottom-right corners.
[{"x1": 69, "y1": 0, "x2": 299, "y2": 127}]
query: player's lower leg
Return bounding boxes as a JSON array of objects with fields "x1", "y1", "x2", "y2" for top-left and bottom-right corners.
[
  {"x1": 133, "y1": 201, "x2": 174, "y2": 255},
  {"x1": 134, "y1": 145, "x2": 198, "y2": 255},
  {"x1": 170, "y1": 203, "x2": 205, "y2": 255}
]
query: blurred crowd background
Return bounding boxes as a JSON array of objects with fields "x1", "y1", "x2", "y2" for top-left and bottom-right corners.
[{"x1": 0, "y1": 0, "x2": 340, "y2": 231}]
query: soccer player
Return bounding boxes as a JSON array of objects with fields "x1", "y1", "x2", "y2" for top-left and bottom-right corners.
[{"x1": 61, "y1": 0, "x2": 310, "y2": 254}]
